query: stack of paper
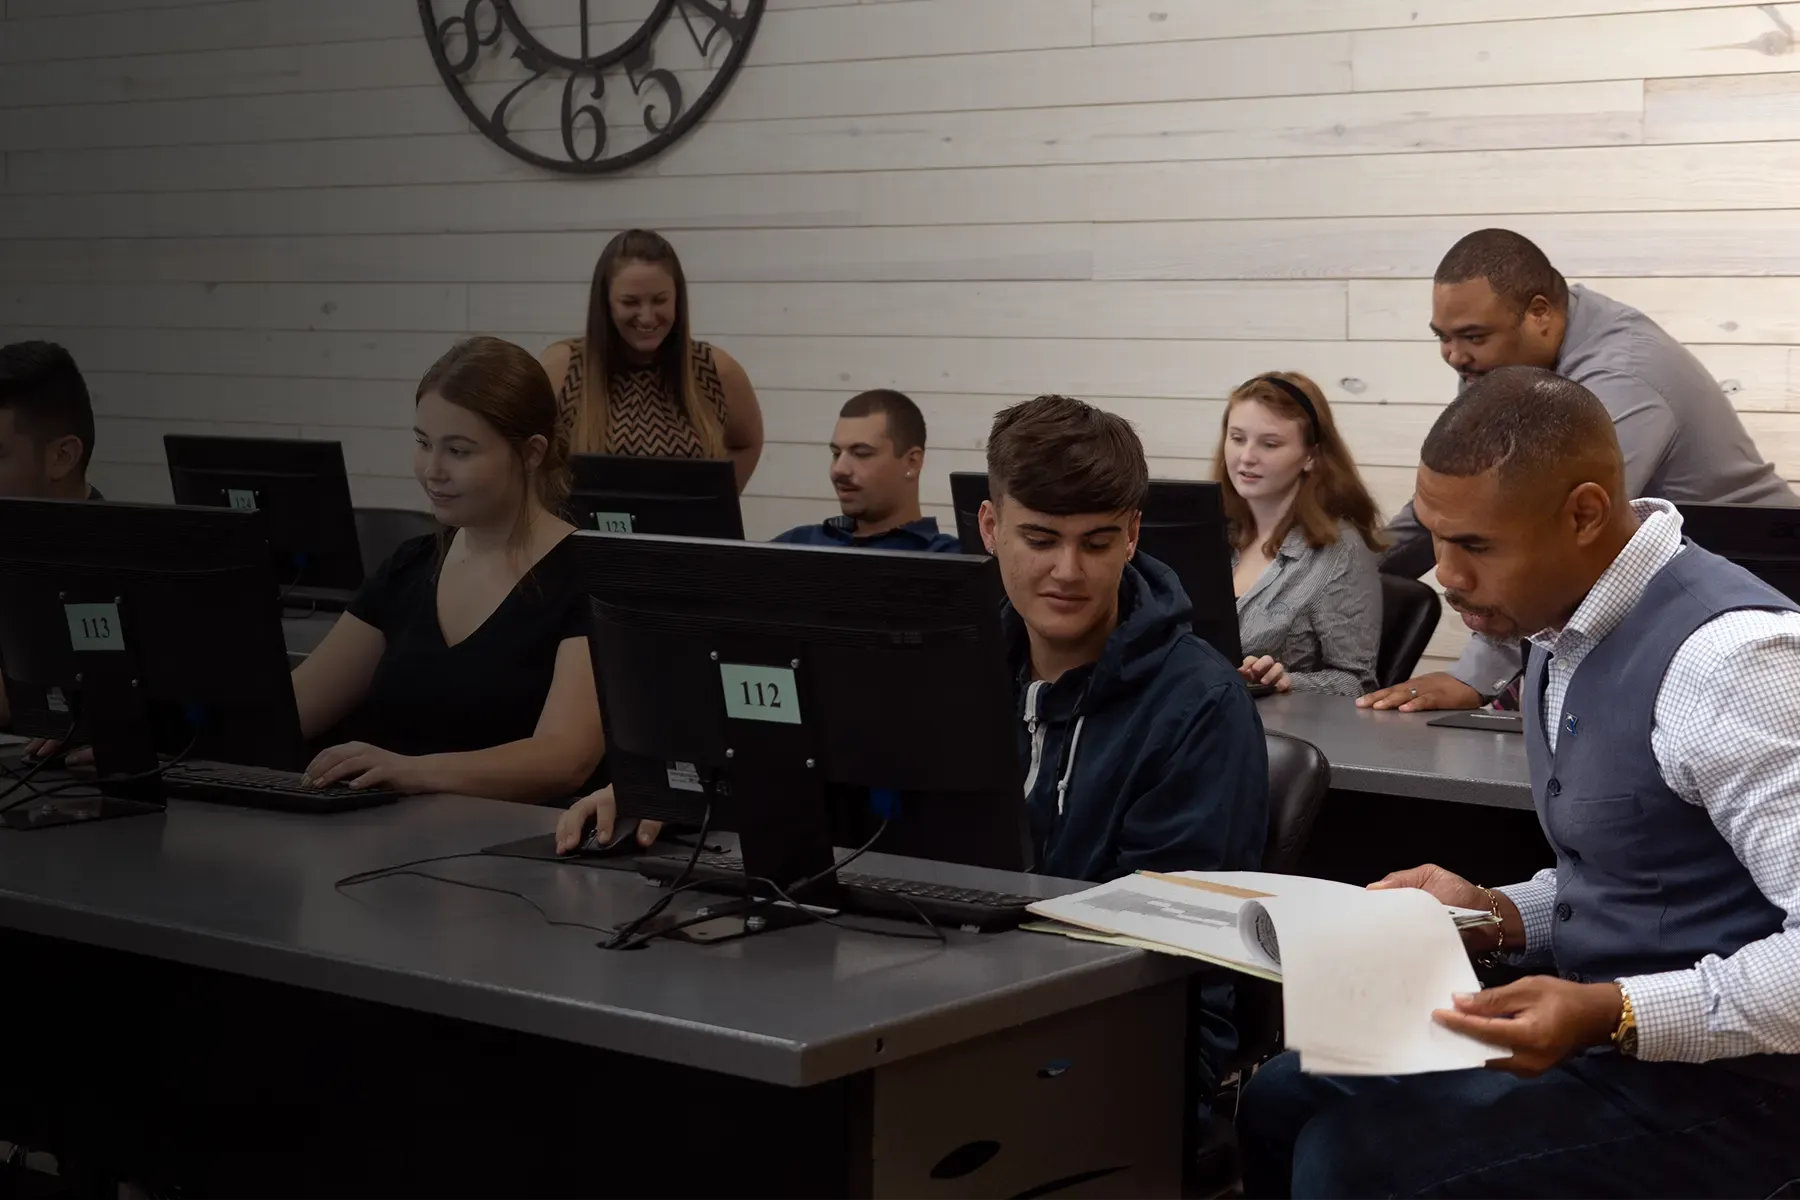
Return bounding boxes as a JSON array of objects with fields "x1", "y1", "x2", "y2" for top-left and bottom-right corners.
[{"x1": 1026, "y1": 871, "x2": 1499, "y2": 1076}]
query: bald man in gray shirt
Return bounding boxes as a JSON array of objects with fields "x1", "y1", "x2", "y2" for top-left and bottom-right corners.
[{"x1": 1365, "y1": 229, "x2": 1796, "y2": 712}]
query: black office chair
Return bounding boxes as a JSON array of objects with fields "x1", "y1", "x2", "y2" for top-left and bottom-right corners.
[
  {"x1": 1259, "y1": 731, "x2": 1330, "y2": 876},
  {"x1": 1234, "y1": 733, "x2": 1330, "y2": 1058},
  {"x1": 1377, "y1": 574, "x2": 1442, "y2": 689},
  {"x1": 1199, "y1": 732, "x2": 1332, "y2": 1187},
  {"x1": 353, "y1": 507, "x2": 439, "y2": 579}
]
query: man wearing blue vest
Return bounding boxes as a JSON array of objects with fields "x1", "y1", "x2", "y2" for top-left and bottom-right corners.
[{"x1": 1239, "y1": 366, "x2": 1800, "y2": 1197}]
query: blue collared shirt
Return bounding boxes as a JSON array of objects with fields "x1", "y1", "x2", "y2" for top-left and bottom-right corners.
[{"x1": 771, "y1": 515, "x2": 962, "y2": 553}]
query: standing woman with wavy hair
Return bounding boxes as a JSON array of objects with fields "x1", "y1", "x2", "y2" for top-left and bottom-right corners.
[
  {"x1": 540, "y1": 229, "x2": 764, "y2": 491},
  {"x1": 1217, "y1": 371, "x2": 1387, "y2": 696},
  {"x1": 289, "y1": 336, "x2": 605, "y2": 803}
]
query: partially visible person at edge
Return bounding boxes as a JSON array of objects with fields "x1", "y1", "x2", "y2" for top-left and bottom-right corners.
[
  {"x1": 1365, "y1": 228, "x2": 1796, "y2": 714},
  {"x1": 1240, "y1": 366, "x2": 1800, "y2": 1199},
  {"x1": 0, "y1": 340, "x2": 101, "y2": 732},
  {"x1": 1220, "y1": 372, "x2": 1385, "y2": 697},
  {"x1": 540, "y1": 228, "x2": 764, "y2": 493},
  {"x1": 772, "y1": 388, "x2": 960, "y2": 553}
]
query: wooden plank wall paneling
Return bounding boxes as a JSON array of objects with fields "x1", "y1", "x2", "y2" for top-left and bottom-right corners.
[{"x1": 5, "y1": 0, "x2": 1800, "y2": 672}]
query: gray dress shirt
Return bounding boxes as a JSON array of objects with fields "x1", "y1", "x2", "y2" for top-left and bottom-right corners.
[
  {"x1": 1234, "y1": 521, "x2": 1381, "y2": 696},
  {"x1": 1386, "y1": 283, "x2": 1798, "y2": 694}
]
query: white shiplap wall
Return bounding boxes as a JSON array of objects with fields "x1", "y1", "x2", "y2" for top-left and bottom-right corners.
[{"x1": 5, "y1": 1, "x2": 1800, "y2": 671}]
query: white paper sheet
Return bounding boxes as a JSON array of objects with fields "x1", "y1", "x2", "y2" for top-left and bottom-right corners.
[
  {"x1": 1027, "y1": 871, "x2": 1502, "y2": 1077},
  {"x1": 1256, "y1": 886, "x2": 1496, "y2": 1076}
]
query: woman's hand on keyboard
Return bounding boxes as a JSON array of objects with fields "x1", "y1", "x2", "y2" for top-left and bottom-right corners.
[{"x1": 301, "y1": 741, "x2": 422, "y2": 792}]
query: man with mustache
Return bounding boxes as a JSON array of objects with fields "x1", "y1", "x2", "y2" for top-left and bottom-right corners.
[
  {"x1": 772, "y1": 389, "x2": 960, "y2": 553},
  {"x1": 1364, "y1": 229, "x2": 1795, "y2": 713},
  {"x1": 1239, "y1": 367, "x2": 1800, "y2": 1198}
]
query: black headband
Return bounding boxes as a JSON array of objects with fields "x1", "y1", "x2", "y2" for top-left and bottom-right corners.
[{"x1": 1249, "y1": 375, "x2": 1320, "y2": 443}]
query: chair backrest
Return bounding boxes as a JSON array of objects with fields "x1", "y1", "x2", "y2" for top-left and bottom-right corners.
[
  {"x1": 1377, "y1": 573, "x2": 1442, "y2": 689},
  {"x1": 1226, "y1": 732, "x2": 1333, "y2": 1080},
  {"x1": 1261, "y1": 731, "x2": 1329, "y2": 876},
  {"x1": 353, "y1": 507, "x2": 440, "y2": 579}
]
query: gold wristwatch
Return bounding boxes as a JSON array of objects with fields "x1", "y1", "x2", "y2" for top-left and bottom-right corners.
[{"x1": 1611, "y1": 987, "x2": 1638, "y2": 1057}]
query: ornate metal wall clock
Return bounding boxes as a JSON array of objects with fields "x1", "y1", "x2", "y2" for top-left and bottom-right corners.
[{"x1": 418, "y1": 0, "x2": 766, "y2": 174}]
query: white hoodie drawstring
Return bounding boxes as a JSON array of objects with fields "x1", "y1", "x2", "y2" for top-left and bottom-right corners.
[
  {"x1": 1055, "y1": 715, "x2": 1085, "y2": 817},
  {"x1": 1021, "y1": 680, "x2": 1048, "y2": 798}
]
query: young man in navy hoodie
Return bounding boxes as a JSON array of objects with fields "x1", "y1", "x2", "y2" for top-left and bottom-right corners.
[
  {"x1": 976, "y1": 394, "x2": 1269, "y2": 883},
  {"x1": 562, "y1": 396, "x2": 1272, "y2": 876}
]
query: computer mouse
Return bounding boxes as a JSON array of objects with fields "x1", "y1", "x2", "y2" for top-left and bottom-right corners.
[{"x1": 572, "y1": 814, "x2": 642, "y2": 858}]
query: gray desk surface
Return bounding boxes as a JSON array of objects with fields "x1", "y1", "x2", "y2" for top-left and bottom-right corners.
[
  {"x1": 0, "y1": 795, "x2": 1189, "y2": 1088},
  {"x1": 1257, "y1": 691, "x2": 1533, "y2": 811}
]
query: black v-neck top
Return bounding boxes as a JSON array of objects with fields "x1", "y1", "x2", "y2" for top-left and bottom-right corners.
[{"x1": 345, "y1": 534, "x2": 588, "y2": 758}]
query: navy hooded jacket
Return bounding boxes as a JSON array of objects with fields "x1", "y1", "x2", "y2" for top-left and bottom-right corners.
[
  {"x1": 772, "y1": 515, "x2": 961, "y2": 553},
  {"x1": 1007, "y1": 552, "x2": 1269, "y2": 884}
]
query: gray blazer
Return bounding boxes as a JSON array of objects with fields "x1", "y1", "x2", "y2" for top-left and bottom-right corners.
[{"x1": 1234, "y1": 521, "x2": 1382, "y2": 696}]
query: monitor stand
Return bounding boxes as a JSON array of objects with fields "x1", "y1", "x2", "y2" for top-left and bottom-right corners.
[
  {"x1": 1, "y1": 793, "x2": 162, "y2": 831},
  {"x1": 1, "y1": 676, "x2": 166, "y2": 832},
  {"x1": 643, "y1": 765, "x2": 846, "y2": 946}
]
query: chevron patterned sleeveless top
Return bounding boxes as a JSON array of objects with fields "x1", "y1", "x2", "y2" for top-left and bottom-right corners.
[{"x1": 554, "y1": 338, "x2": 730, "y2": 458}]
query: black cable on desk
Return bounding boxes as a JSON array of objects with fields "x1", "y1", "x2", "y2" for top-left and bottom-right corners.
[
  {"x1": 336, "y1": 852, "x2": 625, "y2": 939},
  {"x1": 0, "y1": 729, "x2": 199, "y2": 815},
  {"x1": 604, "y1": 817, "x2": 947, "y2": 951},
  {"x1": 0, "y1": 719, "x2": 81, "y2": 811},
  {"x1": 599, "y1": 803, "x2": 714, "y2": 950}
]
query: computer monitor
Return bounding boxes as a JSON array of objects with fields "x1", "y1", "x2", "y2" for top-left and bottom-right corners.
[
  {"x1": 1675, "y1": 503, "x2": 1800, "y2": 602},
  {"x1": 164, "y1": 435, "x2": 365, "y2": 607},
  {"x1": 0, "y1": 499, "x2": 306, "y2": 826},
  {"x1": 565, "y1": 533, "x2": 1031, "y2": 906},
  {"x1": 565, "y1": 455, "x2": 744, "y2": 540},
  {"x1": 949, "y1": 471, "x2": 1244, "y2": 663}
]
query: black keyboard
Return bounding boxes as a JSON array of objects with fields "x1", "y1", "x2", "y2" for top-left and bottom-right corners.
[
  {"x1": 162, "y1": 762, "x2": 398, "y2": 814},
  {"x1": 636, "y1": 851, "x2": 1038, "y2": 933}
]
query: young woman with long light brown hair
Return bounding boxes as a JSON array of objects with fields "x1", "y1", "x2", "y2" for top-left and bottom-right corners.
[{"x1": 1217, "y1": 372, "x2": 1386, "y2": 696}]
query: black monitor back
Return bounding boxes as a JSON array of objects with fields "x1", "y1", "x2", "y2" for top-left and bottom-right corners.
[
  {"x1": 164, "y1": 435, "x2": 364, "y2": 595},
  {"x1": 566, "y1": 533, "x2": 1032, "y2": 873},
  {"x1": 566, "y1": 455, "x2": 744, "y2": 540},
  {"x1": 0, "y1": 499, "x2": 306, "y2": 771},
  {"x1": 949, "y1": 471, "x2": 1243, "y2": 663},
  {"x1": 1676, "y1": 502, "x2": 1800, "y2": 602}
]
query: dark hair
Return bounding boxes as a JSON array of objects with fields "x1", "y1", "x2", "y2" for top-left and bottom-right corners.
[
  {"x1": 0, "y1": 340, "x2": 95, "y2": 470},
  {"x1": 1216, "y1": 372, "x2": 1386, "y2": 556},
  {"x1": 572, "y1": 229, "x2": 722, "y2": 458},
  {"x1": 986, "y1": 395, "x2": 1148, "y2": 516},
  {"x1": 839, "y1": 389, "x2": 927, "y2": 454},
  {"x1": 417, "y1": 337, "x2": 570, "y2": 542},
  {"x1": 1435, "y1": 229, "x2": 1569, "y2": 316},
  {"x1": 1421, "y1": 365, "x2": 1619, "y2": 489}
]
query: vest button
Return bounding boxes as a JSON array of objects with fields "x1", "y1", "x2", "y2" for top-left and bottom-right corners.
[
  {"x1": 1556, "y1": 902, "x2": 1572, "y2": 922},
  {"x1": 1547, "y1": 778, "x2": 1563, "y2": 797},
  {"x1": 1564, "y1": 970, "x2": 1585, "y2": 983}
]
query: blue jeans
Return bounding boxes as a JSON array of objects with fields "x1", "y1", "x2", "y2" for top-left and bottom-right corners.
[{"x1": 1239, "y1": 1049, "x2": 1800, "y2": 1198}]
